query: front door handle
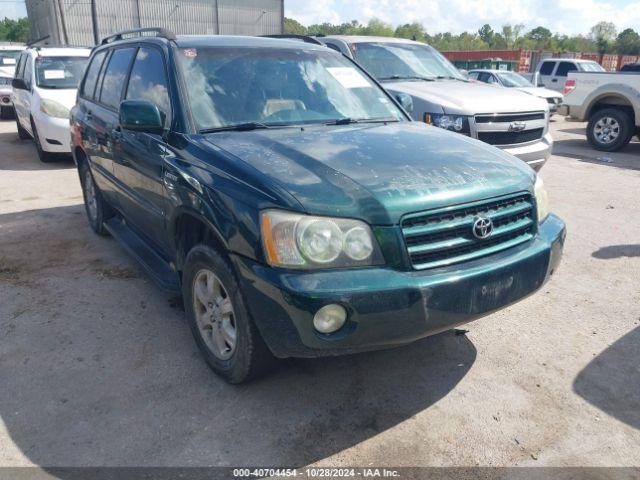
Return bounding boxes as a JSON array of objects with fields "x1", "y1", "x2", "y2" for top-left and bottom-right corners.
[{"x1": 551, "y1": 78, "x2": 558, "y2": 82}]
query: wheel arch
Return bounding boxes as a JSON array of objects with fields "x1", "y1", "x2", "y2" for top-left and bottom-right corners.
[
  {"x1": 585, "y1": 87, "x2": 638, "y2": 125},
  {"x1": 171, "y1": 208, "x2": 229, "y2": 274}
]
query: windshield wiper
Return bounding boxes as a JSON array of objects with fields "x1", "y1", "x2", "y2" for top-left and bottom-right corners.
[
  {"x1": 378, "y1": 75, "x2": 436, "y2": 82},
  {"x1": 325, "y1": 117, "x2": 399, "y2": 126},
  {"x1": 200, "y1": 122, "x2": 275, "y2": 134},
  {"x1": 435, "y1": 75, "x2": 467, "y2": 82}
]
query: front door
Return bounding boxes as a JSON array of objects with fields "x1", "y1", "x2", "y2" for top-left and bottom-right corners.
[{"x1": 112, "y1": 46, "x2": 173, "y2": 255}]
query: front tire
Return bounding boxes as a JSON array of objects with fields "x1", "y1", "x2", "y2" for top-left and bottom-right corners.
[
  {"x1": 79, "y1": 162, "x2": 114, "y2": 236},
  {"x1": 587, "y1": 108, "x2": 634, "y2": 152},
  {"x1": 182, "y1": 245, "x2": 273, "y2": 384},
  {"x1": 30, "y1": 117, "x2": 55, "y2": 163}
]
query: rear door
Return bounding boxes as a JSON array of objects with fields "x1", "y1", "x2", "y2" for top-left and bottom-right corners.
[
  {"x1": 76, "y1": 50, "x2": 114, "y2": 195},
  {"x1": 549, "y1": 61, "x2": 577, "y2": 91},
  {"x1": 92, "y1": 47, "x2": 137, "y2": 209},
  {"x1": 112, "y1": 45, "x2": 172, "y2": 253},
  {"x1": 538, "y1": 60, "x2": 556, "y2": 88}
]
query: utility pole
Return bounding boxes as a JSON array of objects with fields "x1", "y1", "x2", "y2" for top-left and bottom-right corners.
[
  {"x1": 90, "y1": 0, "x2": 99, "y2": 45},
  {"x1": 56, "y1": 0, "x2": 69, "y2": 45}
]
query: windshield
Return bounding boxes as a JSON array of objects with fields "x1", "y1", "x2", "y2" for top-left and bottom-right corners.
[
  {"x1": 352, "y1": 42, "x2": 465, "y2": 81},
  {"x1": 496, "y1": 72, "x2": 533, "y2": 87},
  {"x1": 579, "y1": 61, "x2": 606, "y2": 72},
  {"x1": 178, "y1": 47, "x2": 405, "y2": 131},
  {"x1": 0, "y1": 50, "x2": 21, "y2": 67},
  {"x1": 35, "y1": 56, "x2": 88, "y2": 89}
]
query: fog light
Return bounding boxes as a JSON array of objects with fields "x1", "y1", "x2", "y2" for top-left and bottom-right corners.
[{"x1": 313, "y1": 304, "x2": 347, "y2": 334}]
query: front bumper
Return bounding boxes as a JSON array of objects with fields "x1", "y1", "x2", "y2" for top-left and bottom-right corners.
[
  {"x1": 501, "y1": 132, "x2": 553, "y2": 171},
  {"x1": 233, "y1": 214, "x2": 566, "y2": 358},
  {"x1": 32, "y1": 112, "x2": 71, "y2": 153}
]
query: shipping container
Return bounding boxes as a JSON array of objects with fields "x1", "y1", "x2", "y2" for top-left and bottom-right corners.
[{"x1": 25, "y1": 0, "x2": 284, "y2": 46}]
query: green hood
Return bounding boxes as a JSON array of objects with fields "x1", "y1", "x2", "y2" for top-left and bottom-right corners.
[{"x1": 205, "y1": 122, "x2": 535, "y2": 225}]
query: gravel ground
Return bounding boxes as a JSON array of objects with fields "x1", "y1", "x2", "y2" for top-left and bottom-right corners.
[{"x1": 0, "y1": 116, "x2": 638, "y2": 472}]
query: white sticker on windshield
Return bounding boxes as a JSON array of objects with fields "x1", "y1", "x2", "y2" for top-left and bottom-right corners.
[
  {"x1": 327, "y1": 67, "x2": 371, "y2": 89},
  {"x1": 44, "y1": 70, "x2": 65, "y2": 80},
  {"x1": 2, "y1": 58, "x2": 16, "y2": 65}
]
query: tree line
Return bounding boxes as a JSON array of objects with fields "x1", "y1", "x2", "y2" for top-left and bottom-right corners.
[
  {"x1": 285, "y1": 18, "x2": 640, "y2": 55},
  {"x1": 0, "y1": 17, "x2": 30, "y2": 43}
]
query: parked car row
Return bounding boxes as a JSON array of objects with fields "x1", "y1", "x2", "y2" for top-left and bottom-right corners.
[
  {"x1": 466, "y1": 69, "x2": 564, "y2": 115},
  {"x1": 0, "y1": 44, "x2": 25, "y2": 118},
  {"x1": 8, "y1": 30, "x2": 566, "y2": 383}
]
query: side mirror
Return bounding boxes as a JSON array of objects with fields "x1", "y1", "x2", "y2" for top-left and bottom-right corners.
[
  {"x1": 119, "y1": 100, "x2": 163, "y2": 134},
  {"x1": 395, "y1": 93, "x2": 413, "y2": 113},
  {"x1": 12, "y1": 78, "x2": 28, "y2": 90}
]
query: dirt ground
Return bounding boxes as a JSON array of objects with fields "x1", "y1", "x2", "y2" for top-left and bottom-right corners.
[{"x1": 0, "y1": 116, "x2": 639, "y2": 472}]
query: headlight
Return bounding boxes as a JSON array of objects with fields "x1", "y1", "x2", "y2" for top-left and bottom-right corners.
[
  {"x1": 534, "y1": 176, "x2": 550, "y2": 223},
  {"x1": 424, "y1": 113, "x2": 471, "y2": 134},
  {"x1": 40, "y1": 98, "x2": 70, "y2": 119},
  {"x1": 261, "y1": 210, "x2": 383, "y2": 269}
]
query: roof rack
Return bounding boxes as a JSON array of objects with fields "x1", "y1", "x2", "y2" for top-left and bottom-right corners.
[
  {"x1": 101, "y1": 27, "x2": 176, "y2": 45},
  {"x1": 262, "y1": 34, "x2": 324, "y2": 46}
]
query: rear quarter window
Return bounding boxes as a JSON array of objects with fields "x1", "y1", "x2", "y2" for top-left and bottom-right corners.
[{"x1": 556, "y1": 61, "x2": 578, "y2": 77}]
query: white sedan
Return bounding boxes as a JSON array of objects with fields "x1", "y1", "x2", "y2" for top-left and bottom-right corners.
[{"x1": 468, "y1": 69, "x2": 564, "y2": 115}]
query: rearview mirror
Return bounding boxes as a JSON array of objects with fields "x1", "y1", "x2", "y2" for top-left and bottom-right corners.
[
  {"x1": 12, "y1": 78, "x2": 28, "y2": 90},
  {"x1": 119, "y1": 100, "x2": 163, "y2": 134},
  {"x1": 395, "y1": 93, "x2": 413, "y2": 113}
]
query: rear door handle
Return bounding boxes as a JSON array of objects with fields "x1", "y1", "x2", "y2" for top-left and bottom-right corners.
[{"x1": 551, "y1": 78, "x2": 558, "y2": 82}]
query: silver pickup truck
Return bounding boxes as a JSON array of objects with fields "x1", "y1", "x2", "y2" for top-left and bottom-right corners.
[
  {"x1": 522, "y1": 58, "x2": 606, "y2": 92},
  {"x1": 319, "y1": 36, "x2": 553, "y2": 171},
  {"x1": 560, "y1": 71, "x2": 640, "y2": 151}
]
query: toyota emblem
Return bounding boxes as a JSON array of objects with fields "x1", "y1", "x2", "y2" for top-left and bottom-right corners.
[{"x1": 472, "y1": 216, "x2": 494, "y2": 239}]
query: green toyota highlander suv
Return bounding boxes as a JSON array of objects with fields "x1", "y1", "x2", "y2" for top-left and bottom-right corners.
[{"x1": 71, "y1": 29, "x2": 566, "y2": 383}]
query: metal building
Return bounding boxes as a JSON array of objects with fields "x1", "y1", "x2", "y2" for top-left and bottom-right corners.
[{"x1": 25, "y1": 0, "x2": 284, "y2": 46}]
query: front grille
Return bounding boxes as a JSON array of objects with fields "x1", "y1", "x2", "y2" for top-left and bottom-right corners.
[
  {"x1": 475, "y1": 112, "x2": 545, "y2": 123},
  {"x1": 478, "y1": 128, "x2": 544, "y2": 145},
  {"x1": 402, "y1": 193, "x2": 535, "y2": 270}
]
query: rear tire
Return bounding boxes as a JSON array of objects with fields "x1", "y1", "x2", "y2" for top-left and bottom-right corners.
[
  {"x1": 0, "y1": 106, "x2": 13, "y2": 119},
  {"x1": 16, "y1": 117, "x2": 30, "y2": 139},
  {"x1": 30, "y1": 117, "x2": 55, "y2": 163},
  {"x1": 182, "y1": 245, "x2": 274, "y2": 384},
  {"x1": 587, "y1": 108, "x2": 633, "y2": 152},
  {"x1": 79, "y1": 162, "x2": 114, "y2": 236}
]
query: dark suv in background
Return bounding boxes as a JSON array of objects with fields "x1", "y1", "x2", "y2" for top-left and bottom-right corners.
[{"x1": 71, "y1": 28, "x2": 565, "y2": 383}]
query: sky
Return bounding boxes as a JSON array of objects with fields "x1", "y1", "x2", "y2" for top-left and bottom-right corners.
[
  {"x1": 285, "y1": 0, "x2": 640, "y2": 36},
  {"x1": 2, "y1": 0, "x2": 640, "y2": 36}
]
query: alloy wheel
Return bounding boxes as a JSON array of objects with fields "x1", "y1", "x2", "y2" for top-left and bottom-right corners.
[
  {"x1": 192, "y1": 269, "x2": 237, "y2": 360},
  {"x1": 593, "y1": 117, "x2": 620, "y2": 145}
]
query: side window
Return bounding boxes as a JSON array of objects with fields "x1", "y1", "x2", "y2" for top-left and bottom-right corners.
[
  {"x1": 81, "y1": 50, "x2": 107, "y2": 100},
  {"x1": 14, "y1": 52, "x2": 26, "y2": 79},
  {"x1": 98, "y1": 47, "x2": 136, "y2": 110},
  {"x1": 539, "y1": 61, "x2": 555, "y2": 76},
  {"x1": 487, "y1": 74, "x2": 499, "y2": 84},
  {"x1": 478, "y1": 72, "x2": 492, "y2": 83},
  {"x1": 467, "y1": 72, "x2": 479, "y2": 80},
  {"x1": 556, "y1": 61, "x2": 578, "y2": 77},
  {"x1": 23, "y1": 55, "x2": 33, "y2": 88},
  {"x1": 125, "y1": 47, "x2": 171, "y2": 126}
]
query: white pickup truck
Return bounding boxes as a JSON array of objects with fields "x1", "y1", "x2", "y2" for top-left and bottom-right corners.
[
  {"x1": 560, "y1": 71, "x2": 640, "y2": 151},
  {"x1": 522, "y1": 59, "x2": 605, "y2": 92}
]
